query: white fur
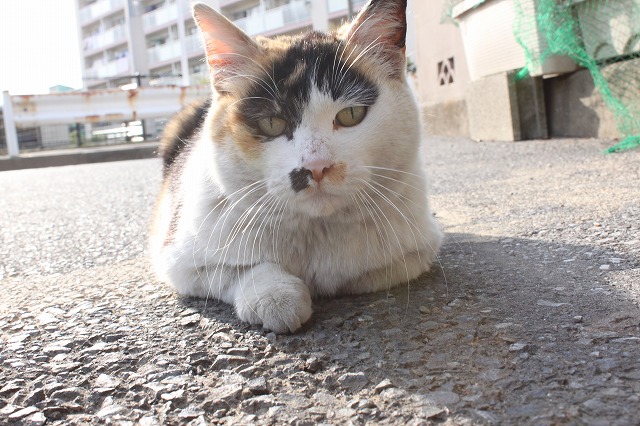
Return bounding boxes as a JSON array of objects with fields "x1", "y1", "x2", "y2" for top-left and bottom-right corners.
[{"x1": 151, "y1": 78, "x2": 442, "y2": 333}]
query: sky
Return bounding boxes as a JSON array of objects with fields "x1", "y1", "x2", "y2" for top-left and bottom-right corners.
[{"x1": 0, "y1": 0, "x2": 83, "y2": 104}]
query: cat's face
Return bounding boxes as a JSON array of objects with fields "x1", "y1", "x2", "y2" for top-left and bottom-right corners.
[{"x1": 194, "y1": 0, "x2": 418, "y2": 217}]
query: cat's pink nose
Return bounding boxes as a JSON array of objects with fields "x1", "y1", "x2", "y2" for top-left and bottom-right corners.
[{"x1": 305, "y1": 160, "x2": 335, "y2": 183}]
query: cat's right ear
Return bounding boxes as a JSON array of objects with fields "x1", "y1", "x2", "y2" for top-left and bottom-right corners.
[{"x1": 193, "y1": 3, "x2": 262, "y2": 94}]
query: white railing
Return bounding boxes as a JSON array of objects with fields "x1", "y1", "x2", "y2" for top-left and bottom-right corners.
[
  {"x1": 235, "y1": 0, "x2": 311, "y2": 36},
  {"x1": 182, "y1": 0, "x2": 193, "y2": 18},
  {"x1": 79, "y1": 0, "x2": 125, "y2": 24},
  {"x1": 328, "y1": 0, "x2": 366, "y2": 14},
  {"x1": 190, "y1": 71, "x2": 210, "y2": 86},
  {"x1": 147, "y1": 41, "x2": 181, "y2": 64},
  {"x1": 85, "y1": 56, "x2": 130, "y2": 79},
  {"x1": 2, "y1": 86, "x2": 211, "y2": 157},
  {"x1": 328, "y1": 0, "x2": 347, "y2": 13},
  {"x1": 233, "y1": 17, "x2": 248, "y2": 33},
  {"x1": 147, "y1": 34, "x2": 203, "y2": 65},
  {"x1": 143, "y1": 2, "x2": 179, "y2": 31},
  {"x1": 84, "y1": 25, "x2": 127, "y2": 52},
  {"x1": 185, "y1": 34, "x2": 204, "y2": 56}
]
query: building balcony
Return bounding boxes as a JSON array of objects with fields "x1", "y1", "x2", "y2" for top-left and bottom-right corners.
[
  {"x1": 147, "y1": 35, "x2": 205, "y2": 66},
  {"x1": 148, "y1": 41, "x2": 182, "y2": 65},
  {"x1": 328, "y1": 0, "x2": 366, "y2": 15},
  {"x1": 79, "y1": 0, "x2": 125, "y2": 25},
  {"x1": 83, "y1": 25, "x2": 128, "y2": 53},
  {"x1": 85, "y1": 56, "x2": 131, "y2": 80},
  {"x1": 220, "y1": 0, "x2": 246, "y2": 6},
  {"x1": 143, "y1": 1, "x2": 192, "y2": 32},
  {"x1": 185, "y1": 34, "x2": 204, "y2": 56},
  {"x1": 234, "y1": 0, "x2": 311, "y2": 36}
]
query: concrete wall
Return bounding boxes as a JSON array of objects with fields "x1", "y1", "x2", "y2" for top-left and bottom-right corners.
[
  {"x1": 544, "y1": 67, "x2": 626, "y2": 140},
  {"x1": 411, "y1": 0, "x2": 471, "y2": 137}
]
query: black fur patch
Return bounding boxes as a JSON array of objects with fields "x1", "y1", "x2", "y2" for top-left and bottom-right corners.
[
  {"x1": 289, "y1": 168, "x2": 312, "y2": 192},
  {"x1": 159, "y1": 98, "x2": 211, "y2": 177},
  {"x1": 236, "y1": 33, "x2": 379, "y2": 139}
]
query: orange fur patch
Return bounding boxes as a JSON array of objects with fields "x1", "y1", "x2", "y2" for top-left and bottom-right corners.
[{"x1": 326, "y1": 162, "x2": 347, "y2": 184}]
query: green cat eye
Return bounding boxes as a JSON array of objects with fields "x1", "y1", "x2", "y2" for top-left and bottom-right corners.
[
  {"x1": 257, "y1": 116, "x2": 287, "y2": 137},
  {"x1": 335, "y1": 106, "x2": 367, "y2": 128}
]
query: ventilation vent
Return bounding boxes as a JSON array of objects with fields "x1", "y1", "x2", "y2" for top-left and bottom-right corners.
[{"x1": 437, "y1": 57, "x2": 456, "y2": 86}]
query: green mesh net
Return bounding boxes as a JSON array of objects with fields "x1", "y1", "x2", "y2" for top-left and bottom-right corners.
[{"x1": 445, "y1": 0, "x2": 640, "y2": 152}]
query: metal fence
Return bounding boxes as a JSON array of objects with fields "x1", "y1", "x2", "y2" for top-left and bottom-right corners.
[{"x1": 1, "y1": 86, "x2": 210, "y2": 158}]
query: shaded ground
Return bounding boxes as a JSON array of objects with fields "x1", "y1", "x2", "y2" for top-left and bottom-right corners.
[{"x1": 0, "y1": 137, "x2": 639, "y2": 425}]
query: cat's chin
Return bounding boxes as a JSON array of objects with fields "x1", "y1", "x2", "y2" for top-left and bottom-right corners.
[{"x1": 293, "y1": 192, "x2": 348, "y2": 218}]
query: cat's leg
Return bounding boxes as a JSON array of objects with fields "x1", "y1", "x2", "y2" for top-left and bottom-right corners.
[
  {"x1": 344, "y1": 249, "x2": 440, "y2": 295},
  {"x1": 163, "y1": 260, "x2": 312, "y2": 333},
  {"x1": 234, "y1": 263, "x2": 312, "y2": 334}
]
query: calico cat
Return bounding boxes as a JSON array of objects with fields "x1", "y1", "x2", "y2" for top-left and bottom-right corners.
[{"x1": 150, "y1": 0, "x2": 443, "y2": 333}]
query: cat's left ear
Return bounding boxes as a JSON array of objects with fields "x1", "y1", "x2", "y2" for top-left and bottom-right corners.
[
  {"x1": 341, "y1": 0, "x2": 407, "y2": 77},
  {"x1": 193, "y1": 3, "x2": 263, "y2": 93}
]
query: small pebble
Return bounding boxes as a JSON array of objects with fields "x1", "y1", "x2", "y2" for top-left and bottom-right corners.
[{"x1": 509, "y1": 343, "x2": 528, "y2": 352}]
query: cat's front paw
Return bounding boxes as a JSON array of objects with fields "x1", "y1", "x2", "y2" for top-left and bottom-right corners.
[{"x1": 235, "y1": 264, "x2": 312, "y2": 333}]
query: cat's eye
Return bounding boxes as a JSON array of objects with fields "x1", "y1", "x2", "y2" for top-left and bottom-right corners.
[
  {"x1": 257, "y1": 117, "x2": 287, "y2": 137},
  {"x1": 335, "y1": 106, "x2": 367, "y2": 128}
]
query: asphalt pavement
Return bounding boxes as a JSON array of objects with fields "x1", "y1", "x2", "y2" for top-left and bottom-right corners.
[{"x1": 0, "y1": 136, "x2": 639, "y2": 425}]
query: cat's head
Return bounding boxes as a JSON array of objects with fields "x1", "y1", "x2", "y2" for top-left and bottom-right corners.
[{"x1": 194, "y1": 0, "x2": 421, "y2": 217}]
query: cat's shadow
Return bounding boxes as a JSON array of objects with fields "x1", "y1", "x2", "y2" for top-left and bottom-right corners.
[{"x1": 178, "y1": 232, "x2": 638, "y2": 394}]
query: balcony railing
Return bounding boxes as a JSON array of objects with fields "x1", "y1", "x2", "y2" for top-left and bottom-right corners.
[
  {"x1": 328, "y1": 0, "x2": 366, "y2": 14},
  {"x1": 143, "y1": 1, "x2": 192, "y2": 32},
  {"x1": 185, "y1": 34, "x2": 204, "y2": 56},
  {"x1": 83, "y1": 25, "x2": 127, "y2": 52},
  {"x1": 147, "y1": 34, "x2": 203, "y2": 65},
  {"x1": 85, "y1": 56, "x2": 130, "y2": 79},
  {"x1": 143, "y1": 2, "x2": 179, "y2": 31},
  {"x1": 147, "y1": 41, "x2": 181, "y2": 64},
  {"x1": 79, "y1": 0, "x2": 125, "y2": 24},
  {"x1": 234, "y1": 0, "x2": 311, "y2": 36}
]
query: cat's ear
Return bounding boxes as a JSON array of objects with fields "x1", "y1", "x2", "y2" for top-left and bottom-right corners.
[
  {"x1": 341, "y1": 0, "x2": 407, "y2": 76},
  {"x1": 193, "y1": 3, "x2": 262, "y2": 93}
]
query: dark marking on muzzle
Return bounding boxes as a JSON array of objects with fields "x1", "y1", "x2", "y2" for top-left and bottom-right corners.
[{"x1": 289, "y1": 168, "x2": 312, "y2": 192}]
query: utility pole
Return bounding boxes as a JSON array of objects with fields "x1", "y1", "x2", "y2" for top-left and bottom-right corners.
[{"x1": 347, "y1": 0, "x2": 354, "y2": 19}]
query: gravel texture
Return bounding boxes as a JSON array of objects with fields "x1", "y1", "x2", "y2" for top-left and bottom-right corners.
[{"x1": 1, "y1": 136, "x2": 639, "y2": 425}]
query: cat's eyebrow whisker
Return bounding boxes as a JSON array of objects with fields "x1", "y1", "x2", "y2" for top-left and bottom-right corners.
[
  {"x1": 212, "y1": 52, "x2": 280, "y2": 98},
  {"x1": 334, "y1": 13, "x2": 376, "y2": 84},
  {"x1": 219, "y1": 71, "x2": 279, "y2": 101},
  {"x1": 226, "y1": 96, "x2": 273, "y2": 110},
  {"x1": 337, "y1": 38, "x2": 383, "y2": 89}
]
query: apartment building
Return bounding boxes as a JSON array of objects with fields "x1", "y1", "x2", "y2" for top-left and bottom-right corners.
[{"x1": 76, "y1": 0, "x2": 370, "y2": 90}]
